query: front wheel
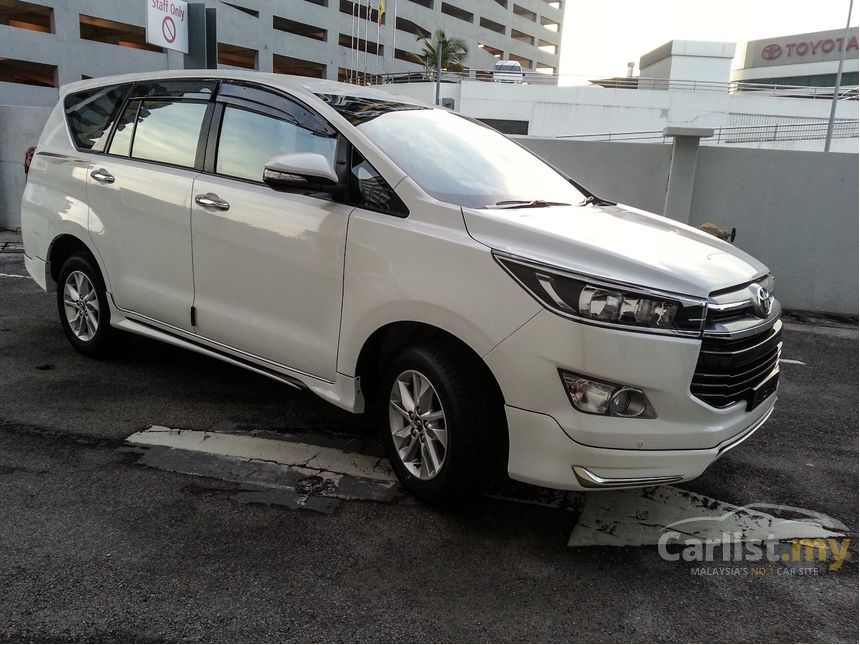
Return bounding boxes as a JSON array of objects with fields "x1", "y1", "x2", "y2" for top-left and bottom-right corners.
[
  {"x1": 379, "y1": 342, "x2": 503, "y2": 505},
  {"x1": 56, "y1": 254, "x2": 113, "y2": 357}
]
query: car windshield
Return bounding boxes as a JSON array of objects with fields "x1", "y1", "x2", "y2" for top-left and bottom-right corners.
[{"x1": 317, "y1": 94, "x2": 586, "y2": 209}]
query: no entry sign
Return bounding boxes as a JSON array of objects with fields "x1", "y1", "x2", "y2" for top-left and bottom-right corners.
[{"x1": 147, "y1": 0, "x2": 188, "y2": 53}]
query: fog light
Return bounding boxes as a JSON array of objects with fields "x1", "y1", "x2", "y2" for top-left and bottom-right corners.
[
  {"x1": 609, "y1": 387, "x2": 649, "y2": 417},
  {"x1": 560, "y1": 371, "x2": 656, "y2": 418}
]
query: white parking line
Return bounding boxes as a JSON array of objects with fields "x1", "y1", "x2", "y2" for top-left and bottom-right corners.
[
  {"x1": 0, "y1": 273, "x2": 28, "y2": 279},
  {"x1": 126, "y1": 426, "x2": 395, "y2": 482},
  {"x1": 568, "y1": 486, "x2": 847, "y2": 547},
  {"x1": 779, "y1": 358, "x2": 806, "y2": 365}
]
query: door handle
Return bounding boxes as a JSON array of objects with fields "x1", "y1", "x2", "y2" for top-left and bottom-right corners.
[
  {"x1": 90, "y1": 168, "x2": 115, "y2": 184},
  {"x1": 195, "y1": 193, "x2": 230, "y2": 211}
]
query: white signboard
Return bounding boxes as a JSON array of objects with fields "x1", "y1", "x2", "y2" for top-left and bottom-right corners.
[{"x1": 147, "y1": 0, "x2": 189, "y2": 53}]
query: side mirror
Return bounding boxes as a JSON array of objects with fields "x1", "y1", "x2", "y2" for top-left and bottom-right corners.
[{"x1": 262, "y1": 152, "x2": 339, "y2": 193}]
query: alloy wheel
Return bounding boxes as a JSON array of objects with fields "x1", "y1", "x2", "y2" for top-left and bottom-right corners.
[
  {"x1": 63, "y1": 270, "x2": 99, "y2": 342},
  {"x1": 388, "y1": 369, "x2": 448, "y2": 480}
]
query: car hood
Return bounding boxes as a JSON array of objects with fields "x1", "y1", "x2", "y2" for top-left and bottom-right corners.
[{"x1": 462, "y1": 202, "x2": 768, "y2": 297}]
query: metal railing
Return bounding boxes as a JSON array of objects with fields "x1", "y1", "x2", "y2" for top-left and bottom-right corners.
[
  {"x1": 365, "y1": 70, "x2": 860, "y2": 100},
  {"x1": 556, "y1": 120, "x2": 860, "y2": 144}
]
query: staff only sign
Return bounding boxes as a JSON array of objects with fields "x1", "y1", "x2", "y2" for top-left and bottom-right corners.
[{"x1": 147, "y1": 0, "x2": 189, "y2": 53}]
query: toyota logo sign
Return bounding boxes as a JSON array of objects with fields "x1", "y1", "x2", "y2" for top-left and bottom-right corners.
[
  {"x1": 761, "y1": 43, "x2": 783, "y2": 60},
  {"x1": 754, "y1": 285, "x2": 774, "y2": 317}
]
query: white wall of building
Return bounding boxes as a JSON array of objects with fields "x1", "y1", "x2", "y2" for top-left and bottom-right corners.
[
  {"x1": 639, "y1": 40, "x2": 736, "y2": 86},
  {"x1": 379, "y1": 80, "x2": 859, "y2": 151}
]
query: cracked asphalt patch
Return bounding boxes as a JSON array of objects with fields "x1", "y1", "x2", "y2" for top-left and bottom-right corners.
[
  {"x1": 122, "y1": 426, "x2": 400, "y2": 512},
  {"x1": 1, "y1": 241, "x2": 857, "y2": 642}
]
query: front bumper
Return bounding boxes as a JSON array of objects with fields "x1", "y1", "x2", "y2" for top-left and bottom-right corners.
[
  {"x1": 505, "y1": 402, "x2": 774, "y2": 490},
  {"x1": 483, "y1": 308, "x2": 779, "y2": 490},
  {"x1": 485, "y1": 310, "x2": 776, "y2": 451}
]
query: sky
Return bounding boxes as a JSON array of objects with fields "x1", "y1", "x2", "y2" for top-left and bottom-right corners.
[{"x1": 559, "y1": 0, "x2": 859, "y2": 81}]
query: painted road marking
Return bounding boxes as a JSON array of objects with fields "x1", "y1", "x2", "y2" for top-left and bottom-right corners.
[
  {"x1": 124, "y1": 426, "x2": 398, "y2": 512},
  {"x1": 127, "y1": 426, "x2": 394, "y2": 481},
  {"x1": 568, "y1": 486, "x2": 847, "y2": 547},
  {"x1": 779, "y1": 358, "x2": 807, "y2": 365},
  {"x1": 0, "y1": 273, "x2": 28, "y2": 279},
  {"x1": 124, "y1": 425, "x2": 582, "y2": 513}
]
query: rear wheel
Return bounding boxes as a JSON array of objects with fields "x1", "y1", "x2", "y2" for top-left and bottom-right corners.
[
  {"x1": 379, "y1": 341, "x2": 503, "y2": 505},
  {"x1": 56, "y1": 254, "x2": 113, "y2": 357}
]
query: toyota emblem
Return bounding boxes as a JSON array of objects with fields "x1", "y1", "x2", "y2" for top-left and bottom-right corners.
[
  {"x1": 754, "y1": 285, "x2": 773, "y2": 317},
  {"x1": 761, "y1": 43, "x2": 782, "y2": 60}
]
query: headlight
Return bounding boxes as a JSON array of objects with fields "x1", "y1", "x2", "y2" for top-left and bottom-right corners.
[{"x1": 495, "y1": 253, "x2": 706, "y2": 336}]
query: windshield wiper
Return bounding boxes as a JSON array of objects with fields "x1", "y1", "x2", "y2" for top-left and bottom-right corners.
[
  {"x1": 490, "y1": 199, "x2": 571, "y2": 209},
  {"x1": 580, "y1": 194, "x2": 615, "y2": 207}
]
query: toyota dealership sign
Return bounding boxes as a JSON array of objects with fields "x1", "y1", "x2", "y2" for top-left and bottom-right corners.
[
  {"x1": 743, "y1": 26, "x2": 859, "y2": 69},
  {"x1": 147, "y1": 0, "x2": 189, "y2": 53}
]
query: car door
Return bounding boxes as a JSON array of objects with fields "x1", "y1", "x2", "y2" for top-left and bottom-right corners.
[
  {"x1": 86, "y1": 79, "x2": 214, "y2": 331},
  {"x1": 190, "y1": 83, "x2": 352, "y2": 381}
]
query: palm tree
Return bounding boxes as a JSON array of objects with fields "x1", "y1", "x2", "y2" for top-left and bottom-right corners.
[{"x1": 415, "y1": 29, "x2": 469, "y2": 73}]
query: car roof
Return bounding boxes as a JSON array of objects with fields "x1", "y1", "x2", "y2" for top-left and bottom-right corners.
[{"x1": 60, "y1": 69, "x2": 427, "y2": 110}]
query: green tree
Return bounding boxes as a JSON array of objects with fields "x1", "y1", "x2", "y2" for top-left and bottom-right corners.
[{"x1": 415, "y1": 29, "x2": 469, "y2": 72}]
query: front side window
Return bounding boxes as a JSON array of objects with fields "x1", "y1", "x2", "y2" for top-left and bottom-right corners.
[
  {"x1": 128, "y1": 100, "x2": 207, "y2": 168},
  {"x1": 64, "y1": 84, "x2": 131, "y2": 151},
  {"x1": 215, "y1": 105, "x2": 337, "y2": 182}
]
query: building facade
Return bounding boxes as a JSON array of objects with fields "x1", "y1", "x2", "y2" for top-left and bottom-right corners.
[
  {"x1": 733, "y1": 27, "x2": 859, "y2": 87},
  {"x1": 0, "y1": 0, "x2": 564, "y2": 107}
]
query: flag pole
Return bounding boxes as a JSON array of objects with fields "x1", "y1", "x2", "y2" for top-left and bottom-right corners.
[
  {"x1": 350, "y1": 1, "x2": 357, "y2": 83},
  {"x1": 375, "y1": 7, "x2": 381, "y2": 79},
  {"x1": 363, "y1": 0, "x2": 370, "y2": 84},
  {"x1": 391, "y1": 0, "x2": 398, "y2": 76}
]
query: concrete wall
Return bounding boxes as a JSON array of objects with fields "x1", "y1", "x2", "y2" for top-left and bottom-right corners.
[
  {"x1": 638, "y1": 40, "x2": 736, "y2": 86},
  {"x1": 517, "y1": 136, "x2": 858, "y2": 314},
  {"x1": 0, "y1": 106, "x2": 51, "y2": 231},
  {"x1": 690, "y1": 147, "x2": 859, "y2": 314},
  {"x1": 516, "y1": 137, "x2": 672, "y2": 214},
  {"x1": 0, "y1": 0, "x2": 181, "y2": 108}
]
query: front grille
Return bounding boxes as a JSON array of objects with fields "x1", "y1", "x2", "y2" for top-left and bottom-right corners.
[{"x1": 690, "y1": 319, "x2": 782, "y2": 408}]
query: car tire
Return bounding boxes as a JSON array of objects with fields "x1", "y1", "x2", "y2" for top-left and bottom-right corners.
[
  {"x1": 56, "y1": 254, "x2": 113, "y2": 357},
  {"x1": 379, "y1": 341, "x2": 503, "y2": 505}
]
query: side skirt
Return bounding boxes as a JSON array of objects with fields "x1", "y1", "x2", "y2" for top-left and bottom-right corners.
[{"x1": 106, "y1": 297, "x2": 364, "y2": 413}]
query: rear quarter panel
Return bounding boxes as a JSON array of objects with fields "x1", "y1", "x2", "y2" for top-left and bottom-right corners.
[{"x1": 21, "y1": 101, "x2": 93, "y2": 287}]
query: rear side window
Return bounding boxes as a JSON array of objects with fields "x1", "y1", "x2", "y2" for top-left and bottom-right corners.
[
  {"x1": 107, "y1": 99, "x2": 207, "y2": 169},
  {"x1": 107, "y1": 103, "x2": 138, "y2": 157},
  {"x1": 130, "y1": 100, "x2": 207, "y2": 168},
  {"x1": 64, "y1": 84, "x2": 131, "y2": 151}
]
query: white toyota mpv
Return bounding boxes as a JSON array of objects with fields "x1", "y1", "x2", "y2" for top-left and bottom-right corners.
[{"x1": 21, "y1": 71, "x2": 781, "y2": 503}]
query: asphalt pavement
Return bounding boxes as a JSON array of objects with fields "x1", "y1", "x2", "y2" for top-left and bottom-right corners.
[{"x1": 0, "y1": 237, "x2": 857, "y2": 643}]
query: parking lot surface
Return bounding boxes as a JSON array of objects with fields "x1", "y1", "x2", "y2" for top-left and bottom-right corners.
[{"x1": 0, "y1": 241, "x2": 857, "y2": 643}]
